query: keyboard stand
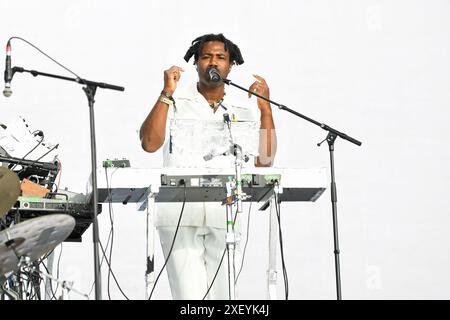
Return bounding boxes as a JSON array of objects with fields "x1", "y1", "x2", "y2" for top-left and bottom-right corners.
[
  {"x1": 144, "y1": 186, "x2": 158, "y2": 300},
  {"x1": 95, "y1": 167, "x2": 326, "y2": 300}
]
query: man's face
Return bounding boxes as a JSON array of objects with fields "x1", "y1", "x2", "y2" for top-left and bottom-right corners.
[{"x1": 196, "y1": 41, "x2": 232, "y2": 87}]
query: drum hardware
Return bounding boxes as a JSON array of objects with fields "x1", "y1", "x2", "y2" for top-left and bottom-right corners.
[{"x1": 0, "y1": 214, "x2": 82, "y2": 300}]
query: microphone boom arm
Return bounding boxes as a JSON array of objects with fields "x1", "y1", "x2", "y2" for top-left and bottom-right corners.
[
  {"x1": 222, "y1": 78, "x2": 361, "y2": 147},
  {"x1": 12, "y1": 67, "x2": 124, "y2": 92}
]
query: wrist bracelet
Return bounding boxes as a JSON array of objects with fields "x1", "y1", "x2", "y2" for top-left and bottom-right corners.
[
  {"x1": 161, "y1": 90, "x2": 175, "y2": 107},
  {"x1": 161, "y1": 90, "x2": 173, "y2": 99},
  {"x1": 158, "y1": 95, "x2": 173, "y2": 106}
]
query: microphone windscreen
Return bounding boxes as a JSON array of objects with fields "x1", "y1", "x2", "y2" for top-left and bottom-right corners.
[
  {"x1": 208, "y1": 67, "x2": 221, "y2": 82},
  {"x1": 3, "y1": 88, "x2": 12, "y2": 97}
]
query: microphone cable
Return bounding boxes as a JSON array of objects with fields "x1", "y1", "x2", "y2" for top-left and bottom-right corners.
[
  {"x1": 104, "y1": 166, "x2": 129, "y2": 300},
  {"x1": 32, "y1": 143, "x2": 59, "y2": 162},
  {"x1": 40, "y1": 262, "x2": 58, "y2": 300},
  {"x1": 202, "y1": 247, "x2": 227, "y2": 300},
  {"x1": 6, "y1": 37, "x2": 84, "y2": 82},
  {"x1": 105, "y1": 167, "x2": 116, "y2": 300},
  {"x1": 9, "y1": 132, "x2": 44, "y2": 171},
  {"x1": 274, "y1": 185, "x2": 289, "y2": 300},
  {"x1": 148, "y1": 181, "x2": 187, "y2": 300},
  {"x1": 87, "y1": 167, "x2": 129, "y2": 300},
  {"x1": 235, "y1": 201, "x2": 252, "y2": 283},
  {"x1": 39, "y1": 243, "x2": 64, "y2": 300},
  {"x1": 98, "y1": 241, "x2": 130, "y2": 300},
  {"x1": 14, "y1": 143, "x2": 60, "y2": 184}
]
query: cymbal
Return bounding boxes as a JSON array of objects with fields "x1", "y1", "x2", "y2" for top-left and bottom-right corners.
[
  {"x1": 0, "y1": 167, "x2": 20, "y2": 219},
  {"x1": 0, "y1": 214, "x2": 75, "y2": 276}
]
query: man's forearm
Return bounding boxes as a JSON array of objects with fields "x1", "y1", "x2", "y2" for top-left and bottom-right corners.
[
  {"x1": 256, "y1": 107, "x2": 277, "y2": 167},
  {"x1": 140, "y1": 100, "x2": 170, "y2": 153}
]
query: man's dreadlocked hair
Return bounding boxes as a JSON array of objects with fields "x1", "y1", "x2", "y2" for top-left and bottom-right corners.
[{"x1": 183, "y1": 33, "x2": 244, "y2": 66}]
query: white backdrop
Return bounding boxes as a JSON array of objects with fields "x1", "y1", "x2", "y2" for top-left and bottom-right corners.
[{"x1": 1, "y1": 0, "x2": 449, "y2": 300}]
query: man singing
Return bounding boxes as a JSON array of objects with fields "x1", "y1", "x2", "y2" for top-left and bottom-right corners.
[{"x1": 140, "y1": 33, "x2": 276, "y2": 299}]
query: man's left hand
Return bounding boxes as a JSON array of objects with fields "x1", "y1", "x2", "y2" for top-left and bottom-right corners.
[{"x1": 248, "y1": 74, "x2": 271, "y2": 111}]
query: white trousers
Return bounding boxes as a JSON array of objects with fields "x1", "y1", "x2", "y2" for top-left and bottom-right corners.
[{"x1": 158, "y1": 226, "x2": 239, "y2": 300}]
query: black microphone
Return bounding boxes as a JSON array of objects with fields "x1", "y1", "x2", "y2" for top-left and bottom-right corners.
[
  {"x1": 3, "y1": 41, "x2": 12, "y2": 97},
  {"x1": 208, "y1": 67, "x2": 221, "y2": 83},
  {"x1": 223, "y1": 113, "x2": 230, "y2": 123}
]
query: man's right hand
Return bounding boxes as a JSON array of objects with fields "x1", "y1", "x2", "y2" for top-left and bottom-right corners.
[{"x1": 163, "y1": 65, "x2": 184, "y2": 95}]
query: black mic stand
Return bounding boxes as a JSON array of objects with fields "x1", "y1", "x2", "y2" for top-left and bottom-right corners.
[
  {"x1": 11, "y1": 66, "x2": 124, "y2": 300},
  {"x1": 222, "y1": 77, "x2": 361, "y2": 300}
]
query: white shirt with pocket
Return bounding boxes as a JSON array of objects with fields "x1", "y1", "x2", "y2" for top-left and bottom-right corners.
[{"x1": 155, "y1": 83, "x2": 260, "y2": 229}]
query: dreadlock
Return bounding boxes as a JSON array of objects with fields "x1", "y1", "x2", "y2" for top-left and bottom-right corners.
[{"x1": 183, "y1": 33, "x2": 244, "y2": 66}]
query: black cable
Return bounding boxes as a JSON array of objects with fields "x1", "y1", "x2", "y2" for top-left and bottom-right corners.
[
  {"x1": 38, "y1": 247, "x2": 55, "y2": 265},
  {"x1": 37, "y1": 247, "x2": 60, "y2": 300},
  {"x1": 87, "y1": 228, "x2": 113, "y2": 297},
  {"x1": 23, "y1": 272, "x2": 32, "y2": 299},
  {"x1": 30, "y1": 261, "x2": 42, "y2": 300},
  {"x1": 9, "y1": 134, "x2": 44, "y2": 171},
  {"x1": 105, "y1": 167, "x2": 115, "y2": 300},
  {"x1": 87, "y1": 168, "x2": 117, "y2": 297},
  {"x1": 7, "y1": 37, "x2": 83, "y2": 80},
  {"x1": 274, "y1": 190, "x2": 289, "y2": 300},
  {"x1": 86, "y1": 168, "x2": 117, "y2": 298},
  {"x1": 18, "y1": 132, "x2": 44, "y2": 160},
  {"x1": 32, "y1": 143, "x2": 59, "y2": 162},
  {"x1": 40, "y1": 263, "x2": 58, "y2": 300},
  {"x1": 202, "y1": 248, "x2": 227, "y2": 300},
  {"x1": 275, "y1": 193, "x2": 288, "y2": 299},
  {"x1": 235, "y1": 201, "x2": 252, "y2": 283},
  {"x1": 15, "y1": 143, "x2": 60, "y2": 179},
  {"x1": 18, "y1": 264, "x2": 40, "y2": 301},
  {"x1": 148, "y1": 183, "x2": 186, "y2": 300},
  {"x1": 98, "y1": 241, "x2": 129, "y2": 300}
]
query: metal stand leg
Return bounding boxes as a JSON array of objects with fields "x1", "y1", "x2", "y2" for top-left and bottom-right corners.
[
  {"x1": 267, "y1": 196, "x2": 278, "y2": 300},
  {"x1": 39, "y1": 269, "x2": 88, "y2": 299},
  {"x1": 145, "y1": 195, "x2": 156, "y2": 299},
  {"x1": 225, "y1": 181, "x2": 236, "y2": 300}
]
